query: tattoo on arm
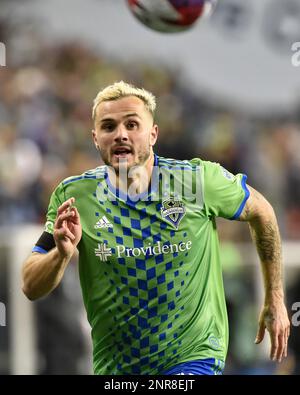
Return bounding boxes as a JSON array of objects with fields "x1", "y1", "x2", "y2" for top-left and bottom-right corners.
[
  {"x1": 251, "y1": 220, "x2": 281, "y2": 263},
  {"x1": 240, "y1": 186, "x2": 283, "y2": 291},
  {"x1": 249, "y1": 220, "x2": 282, "y2": 290}
]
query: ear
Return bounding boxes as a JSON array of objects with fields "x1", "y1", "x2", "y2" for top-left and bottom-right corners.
[
  {"x1": 92, "y1": 130, "x2": 99, "y2": 150},
  {"x1": 150, "y1": 124, "x2": 158, "y2": 147}
]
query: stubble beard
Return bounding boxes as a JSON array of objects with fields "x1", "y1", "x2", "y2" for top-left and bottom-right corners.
[{"x1": 99, "y1": 145, "x2": 151, "y2": 176}]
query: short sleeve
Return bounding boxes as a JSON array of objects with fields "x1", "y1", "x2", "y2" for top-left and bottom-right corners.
[{"x1": 203, "y1": 161, "x2": 250, "y2": 219}]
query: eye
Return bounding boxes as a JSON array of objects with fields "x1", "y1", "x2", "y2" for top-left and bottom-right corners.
[
  {"x1": 102, "y1": 123, "x2": 115, "y2": 132},
  {"x1": 126, "y1": 120, "x2": 138, "y2": 130}
]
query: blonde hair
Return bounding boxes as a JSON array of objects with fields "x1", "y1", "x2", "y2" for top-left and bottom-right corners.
[{"x1": 92, "y1": 81, "x2": 156, "y2": 122}]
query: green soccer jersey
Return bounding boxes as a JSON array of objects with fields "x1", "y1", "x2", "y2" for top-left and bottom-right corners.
[{"x1": 42, "y1": 154, "x2": 249, "y2": 375}]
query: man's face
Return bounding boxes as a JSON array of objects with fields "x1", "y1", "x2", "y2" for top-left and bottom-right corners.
[{"x1": 92, "y1": 96, "x2": 158, "y2": 173}]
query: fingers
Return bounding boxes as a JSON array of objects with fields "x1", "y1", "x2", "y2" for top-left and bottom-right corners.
[
  {"x1": 269, "y1": 322, "x2": 290, "y2": 362},
  {"x1": 54, "y1": 226, "x2": 76, "y2": 241},
  {"x1": 271, "y1": 332, "x2": 286, "y2": 362},
  {"x1": 69, "y1": 206, "x2": 81, "y2": 225},
  {"x1": 284, "y1": 326, "x2": 290, "y2": 358},
  {"x1": 284, "y1": 325, "x2": 290, "y2": 358},
  {"x1": 55, "y1": 210, "x2": 75, "y2": 229},
  {"x1": 255, "y1": 322, "x2": 265, "y2": 344},
  {"x1": 54, "y1": 198, "x2": 81, "y2": 245},
  {"x1": 57, "y1": 197, "x2": 75, "y2": 216},
  {"x1": 55, "y1": 197, "x2": 80, "y2": 227},
  {"x1": 257, "y1": 306, "x2": 290, "y2": 363},
  {"x1": 270, "y1": 331, "x2": 279, "y2": 361}
]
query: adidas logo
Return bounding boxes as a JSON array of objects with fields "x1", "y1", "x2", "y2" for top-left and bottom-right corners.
[{"x1": 94, "y1": 215, "x2": 113, "y2": 229}]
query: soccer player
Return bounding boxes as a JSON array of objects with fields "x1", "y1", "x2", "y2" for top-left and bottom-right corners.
[{"x1": 22, "y1": 81, "x2": 290, "y2": 375}]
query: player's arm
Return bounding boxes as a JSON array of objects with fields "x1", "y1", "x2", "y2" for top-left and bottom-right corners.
[
  {"x1": 238, "y1": 185, "x2": 290, "y2": 362},
  {"x1": 22, "y1": 198, "x2": 82, "y2": 301}
]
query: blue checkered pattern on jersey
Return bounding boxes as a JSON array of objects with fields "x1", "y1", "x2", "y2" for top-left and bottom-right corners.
[{"x1": 95, "y1": 184, "x2": 189, "y2": 375}]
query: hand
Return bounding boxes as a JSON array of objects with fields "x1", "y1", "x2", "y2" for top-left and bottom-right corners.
[
  {"x1": 53, "y1": 197, "x2": 82, "y2": 258},
  {"x1": 255, "y1": 297, "x2": 290, "y2": 363}
]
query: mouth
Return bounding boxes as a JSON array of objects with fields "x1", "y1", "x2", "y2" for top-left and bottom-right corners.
[{"x1": 112, "y1": 146, "x2": 133, "y2": 159}]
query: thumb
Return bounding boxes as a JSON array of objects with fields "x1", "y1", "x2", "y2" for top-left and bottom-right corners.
[{"x1": 255, "y1": 322, "x2": 265, "y2": 344}]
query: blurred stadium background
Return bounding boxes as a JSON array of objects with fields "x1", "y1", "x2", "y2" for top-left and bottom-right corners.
[{"x1": 0, "y1": 0, "x2": 300, "y2": 375}]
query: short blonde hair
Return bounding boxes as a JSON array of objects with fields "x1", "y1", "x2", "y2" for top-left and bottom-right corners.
[{"x1": 92, "y1": 81, "x2": 156, "y2": 122}]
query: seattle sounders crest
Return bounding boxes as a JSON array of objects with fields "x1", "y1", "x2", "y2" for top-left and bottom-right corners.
[{"x1": 160, "y1": 198, "x2": 186, "y2": 229}]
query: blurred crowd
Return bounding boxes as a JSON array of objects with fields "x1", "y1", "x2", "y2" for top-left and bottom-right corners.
[
  {"x1": 1, "y1": 19, "x2": 300, "y2": 239},
  {"x1": 0, "y1": 18, "x2": 300, "y2": 375}
]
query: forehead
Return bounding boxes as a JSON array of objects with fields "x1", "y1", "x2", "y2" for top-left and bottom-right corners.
[{"x1": 96, "y1": 96, "x2": 148, "y2": 121}]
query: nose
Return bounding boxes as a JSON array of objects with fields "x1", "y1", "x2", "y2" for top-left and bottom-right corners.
[{"x1": 114, "y1": 125, "x2": 129, "y2": 143}]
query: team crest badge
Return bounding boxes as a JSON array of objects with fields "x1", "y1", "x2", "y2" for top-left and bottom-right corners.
[{"x1": 161, "y1": 198, "x2": 186, "y2": 229}]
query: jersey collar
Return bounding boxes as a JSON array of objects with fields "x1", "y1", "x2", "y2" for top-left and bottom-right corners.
[{"x1": 104, "y1": 154, "x2": 159, "y2": 205}]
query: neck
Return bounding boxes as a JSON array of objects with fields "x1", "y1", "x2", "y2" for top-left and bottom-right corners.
[{"x1": 109, "y1": 152, "x2": 155, "y2": 197}]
